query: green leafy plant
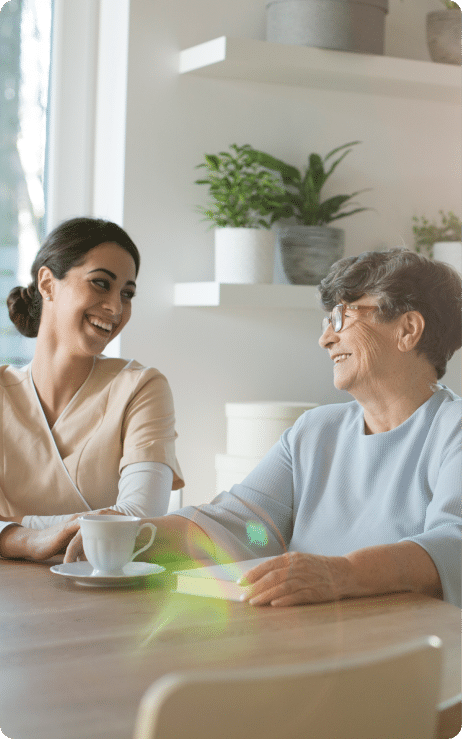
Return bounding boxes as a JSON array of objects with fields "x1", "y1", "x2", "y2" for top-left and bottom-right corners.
[
  {"x1": 195, "y1": 143, "x2": 285, "y2": 228},
  {"x1": 247, "y1": 141, "x2": 370, "y2": 226},
  {"x1": 440, "y1": 0, "x2": 460, "y2": 10},
  {"x1": 413, "y1": 211, "x2": 462, "y2": 257}
]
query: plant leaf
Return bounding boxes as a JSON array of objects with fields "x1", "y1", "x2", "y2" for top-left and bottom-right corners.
[
  {"x1": 247, "y1": 150, "x2": 301, "y2": 185},
  {"x1": 327, "y1": 207, "x2": 370, "y2": 222},
  {"x1": 324, "y1": 149, "x2": 352, "y2": 180},
  {"x1": 306, "y1": 154, "x2": 325, "y2": 191},
  {"x1": 324, "y1": 141, "x2": 361, "y2": 161},
  {"x1": 204, "y1": 154, "x2": 220, "y2": 170}
]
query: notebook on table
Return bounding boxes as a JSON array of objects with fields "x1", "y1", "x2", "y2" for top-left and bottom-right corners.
[{"x1": 173, "y1": 557, "x2": 273, "y2": 601}]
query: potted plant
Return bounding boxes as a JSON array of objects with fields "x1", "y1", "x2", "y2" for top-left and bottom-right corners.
[
  {"x1": 247, "y1": 141, "x2": 370, "y2": 284},
  {"x1": 265, "y1": 0, "x2": 389, "y2": 55},
  {"x1": 413, "y1": 210, "x2": 461, "y2": 273},
  {"x1": 195, "y1": 143, "x2": 285, "y2": 284},
  {"x1": 426, "y1": 0, "x2": 461, "y2": 65}
]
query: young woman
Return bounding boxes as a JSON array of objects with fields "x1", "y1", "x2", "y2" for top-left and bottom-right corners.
[{"x1": 0, "y1": 217, "x2": 183, "y2": 538}]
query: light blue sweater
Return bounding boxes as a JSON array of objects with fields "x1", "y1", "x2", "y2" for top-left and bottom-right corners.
[{"x1": 175, "y1": 386, "x2": 461, "y2": 607}]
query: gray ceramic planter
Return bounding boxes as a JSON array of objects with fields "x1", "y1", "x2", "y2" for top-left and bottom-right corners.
[
  {"x1": 266, "y1": 0, "x2": 389, "y2": 55},
  {"x1": 277, "y1": 226, "x2": 344, "y2": 285},
  {"x1": 426, "y1": 10, "x2": 461, "y2": 65}
]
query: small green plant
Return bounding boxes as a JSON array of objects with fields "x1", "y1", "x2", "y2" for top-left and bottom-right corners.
[
  {"x1": 412, "y1": 210, "x2": 462, "y2": 257},
  {"x1": 247, "y1": 141, "x2": 370, "y2": 226},
  {"x1": 195, "y1": 143, "x2": 285, "y2": 228},
  {"x1": 440, "y1": 0, "x2": 460, "y2": 10}
]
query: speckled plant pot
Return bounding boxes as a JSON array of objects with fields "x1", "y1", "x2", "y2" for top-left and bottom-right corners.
[
  {"x1": 266, "y1": 0, "x2": 389, "y2": 54},
  {"x1": 277, "y1": 225, "x2": 344, "y2": 285},
  {"x1": 426, "y1": 9, "x2": 461, "y2": 65}
]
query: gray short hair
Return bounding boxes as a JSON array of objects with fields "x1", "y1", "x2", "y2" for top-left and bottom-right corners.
[{"x1": 319, "y1": 248, "x2": 462, "y2": 380}]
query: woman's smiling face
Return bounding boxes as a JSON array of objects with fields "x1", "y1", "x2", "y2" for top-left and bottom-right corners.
[
  {"x1": 318, "y1": 296, "x2": 403, "y2": 399},
  {"x1": 39, "y1": 242, "x2": 137, "y2": 357}
]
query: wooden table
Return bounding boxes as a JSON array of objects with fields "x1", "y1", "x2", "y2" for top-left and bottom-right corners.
[{"x1": 0, "y1": 558, "x2": 460, "y2": 739}]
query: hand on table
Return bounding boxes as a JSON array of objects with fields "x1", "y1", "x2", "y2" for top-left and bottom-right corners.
[
  {"x1": 0, "y1": 509, "x2": 125, "y2": 562},
  {"x1": 0, "y1": 518, "x2": 81, "y2": 561},
  {"x1": 240, "y1": 552, "x2": 351, "y2": 607}
]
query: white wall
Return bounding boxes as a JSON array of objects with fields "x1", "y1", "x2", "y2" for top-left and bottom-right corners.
[{"x1": 115, "y1": 0, "x2": 461, "y2": 505}]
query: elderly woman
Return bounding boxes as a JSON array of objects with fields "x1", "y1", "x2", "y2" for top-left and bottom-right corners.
[
  {"x1": 1, "y1": 249, "x2": 460, "y2": 609},
  {"x1": 0, "y1": 217, "x2": 183, "y2": 538}
]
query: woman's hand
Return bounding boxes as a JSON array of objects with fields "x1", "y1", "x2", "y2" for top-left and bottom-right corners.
[
  {"x1": 240, "y1": 552, "x2": 351, "y2": 607},
  {"x1": 66, "y1": 508, "x2": 127, "y2": 522},
  {"x1": 0, "y1": 519, "x2": 81, "y2": 561},
  {"x1": 62, "y1": 508, "x2": 127, "y2": 563},
  {"x1": 63, "y1": 529, "x2": 85, "y2": 563},
  {"x1": 0, "y1": 510, "x2": 122, "y2": 561}
]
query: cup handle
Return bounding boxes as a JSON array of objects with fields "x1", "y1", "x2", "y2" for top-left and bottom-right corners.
[{"x1": 131, "y1": 523, "x2": 157, "y2": 561}]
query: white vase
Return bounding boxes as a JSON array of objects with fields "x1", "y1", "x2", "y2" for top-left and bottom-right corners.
[
  {"x1": 433, "y1": 242, "x2": 462, "y2": 275},
  {"x1": 214, "y1": 227, "x2": 275, "y2": 284}
]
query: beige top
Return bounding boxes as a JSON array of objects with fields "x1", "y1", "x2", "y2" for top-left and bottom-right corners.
[{"x1": 0, "y1": 356, "x2": 184, "y2": 518}]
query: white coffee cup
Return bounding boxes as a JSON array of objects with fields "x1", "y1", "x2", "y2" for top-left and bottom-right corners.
[{"x1": 79, "y1": 515, "x2": 157, "y2": 576}]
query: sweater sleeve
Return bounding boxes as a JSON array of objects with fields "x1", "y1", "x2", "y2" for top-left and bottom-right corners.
[
  {"x1": 22, "y1": 462, "x2": 174, "y2": 529},
  {"x1": 401, "y1": 421, "x2": 462, "y2": 608},
  {"x1": 171, "y1": 429, "x2": 295, "y2": 562}
]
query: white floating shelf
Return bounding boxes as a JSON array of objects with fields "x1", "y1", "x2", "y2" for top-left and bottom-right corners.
[
  {"x1": 174, "y1": 282, "x2": 321, "y2": 309},
  {"x1": 179, "y1": 36, "x2": 461, "y2": 104}
]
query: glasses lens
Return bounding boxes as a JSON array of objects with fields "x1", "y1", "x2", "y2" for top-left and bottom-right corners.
[
  {"x1": 332, "y1": 305, "x2": 343, "y2": 332},
  {"x1": 321, "y1": 316, "x2": 330, "y2": 333}
]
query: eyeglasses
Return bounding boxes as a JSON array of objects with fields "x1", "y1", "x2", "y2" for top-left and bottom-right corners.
[{"x1": 321, "y1": 303, "x2": 380, "y2": 333}]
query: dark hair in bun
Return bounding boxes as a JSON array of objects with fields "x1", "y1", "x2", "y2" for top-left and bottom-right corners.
[
  {"x1": 7, "y1": 217, "x2": 140, "y2": 338},
  {"x1": 7, "y1": 284, "x2": 42, "y2": 338}
]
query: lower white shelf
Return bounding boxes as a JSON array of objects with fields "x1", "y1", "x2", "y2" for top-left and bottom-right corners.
[{"x1": 173, "y1": 282, "x2": 321, "y2": 308}]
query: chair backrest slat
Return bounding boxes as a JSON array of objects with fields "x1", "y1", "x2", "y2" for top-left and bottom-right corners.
[{"x1": 133, "y1": 635, "x2": 442, "y2": 739}]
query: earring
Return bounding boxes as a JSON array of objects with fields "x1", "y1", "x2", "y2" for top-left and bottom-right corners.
[{"x1": 45, "y1": 296, "x2": 51, "y2": 301}]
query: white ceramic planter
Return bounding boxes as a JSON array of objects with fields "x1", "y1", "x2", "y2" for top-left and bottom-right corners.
[
  {"x1": 216, "y1": 401, "x2": 318, "y2": 493},
  {"x1": 214, "y1": 227, "x2": 275, "y2": 284},
  {"x1": 225, "y1": 401, "x2": 318, "y2": 457},
  {"x1": 433, "y1": 242, "x2": 462, "y2": 274}
]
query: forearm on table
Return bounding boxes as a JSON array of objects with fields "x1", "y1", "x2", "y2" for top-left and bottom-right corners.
[
  {"x1": 135, "y1": 515, "x2": 215, "y2": 567},
  {"x1": 343, "y1": 541, "x2": 443, "y2": 600},
  {"x1": 0, "y1": 524, "x2": 27, "y2": 559}
]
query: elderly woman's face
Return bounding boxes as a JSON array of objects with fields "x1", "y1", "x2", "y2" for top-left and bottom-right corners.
[{"x1": 319, "y1": 295, "x2": 403, "y2": 398}]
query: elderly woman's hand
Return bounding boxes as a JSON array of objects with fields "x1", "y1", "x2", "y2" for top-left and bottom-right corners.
[{"x1": 240, "y1": 552, "x2": 352, "y2": 607}]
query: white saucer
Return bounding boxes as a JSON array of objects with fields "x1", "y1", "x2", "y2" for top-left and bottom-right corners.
[{"x1": 50, "y1": 561, "x2": 165, "y2": 587}]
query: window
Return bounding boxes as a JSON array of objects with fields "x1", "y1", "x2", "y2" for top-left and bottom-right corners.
[{"x1": 0, "y1": 0, "x2": 52, "y2": 366}]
